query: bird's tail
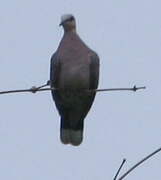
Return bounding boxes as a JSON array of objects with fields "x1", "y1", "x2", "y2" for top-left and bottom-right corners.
[
  {"x1": 60, "y1": 129, "x2": 83, "y2": 146},
  {"x1": 60, "y1": 118, "x2": 84, "y2": 146}
]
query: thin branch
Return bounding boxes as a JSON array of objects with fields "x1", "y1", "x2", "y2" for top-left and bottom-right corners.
[
  {"x1": 94, "y1": 86, "x2": 146, "y2": 93},
  {"x1": 29, "y1": 81, "x2": 50, "y2": 93},
  {"x1": 0, "y1": 84, "x2": 146, "y2": 95},
  {"x1": 113, "y1": 159, "x2": 126, "y2": 180},
  {"x1": 118, "y1": 146, "x2": 161, "y2": 180}
]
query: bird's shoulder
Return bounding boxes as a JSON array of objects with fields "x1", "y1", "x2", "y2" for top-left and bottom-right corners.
[
  {"x1": 50, "y1": 51, "x2": 59, "y2": 65},
  {"x1": 88, "y1": 50, "x2": 100, "y2": 65}
]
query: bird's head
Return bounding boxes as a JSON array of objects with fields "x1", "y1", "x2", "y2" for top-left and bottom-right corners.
[{"x1": 59, "y1": 14, "x2": 76, "y2": 32}]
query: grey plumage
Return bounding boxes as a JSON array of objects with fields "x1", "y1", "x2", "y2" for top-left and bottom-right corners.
[{"x1": 50, "y1": 14, "x2": 99, "y2": 146}]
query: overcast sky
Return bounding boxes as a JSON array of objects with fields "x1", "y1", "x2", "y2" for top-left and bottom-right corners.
[{"x1": 0, "y1": 0, "x2": 161, "y2": 179}]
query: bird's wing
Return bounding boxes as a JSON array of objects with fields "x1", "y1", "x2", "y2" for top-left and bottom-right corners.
[
  {"x1": 50, "y1": 52, "x2": 64, "y2": 117},
  {"x1": 79, "y1": 52, "x2": 99, "y2": 120},
  {"x1": 50, "y1": 52, "x2": 60, "y2": 88},
  {"x1": 89, "y1": 52, "x2": 100, "y2": 90}
]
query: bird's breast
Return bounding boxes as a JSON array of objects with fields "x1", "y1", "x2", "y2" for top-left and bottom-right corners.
[
  {"x1": 59, "y1": 62, "x2": 90, "y2": 89},
  {"x1": 57, "y1": 36, "x2": 91, "y2": 89}
]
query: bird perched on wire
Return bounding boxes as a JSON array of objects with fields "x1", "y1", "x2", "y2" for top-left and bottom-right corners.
[{"x1": 50, "y1": 14, "x2": 99, "y2": 146}]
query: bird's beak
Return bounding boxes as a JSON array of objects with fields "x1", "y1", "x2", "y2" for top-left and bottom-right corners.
[
  {"x1": 59, "y1": 20, "x2": 66, "y2": 26},
  {"x1": 59, "y1": 20, "x2": 64, "y2": 26}
]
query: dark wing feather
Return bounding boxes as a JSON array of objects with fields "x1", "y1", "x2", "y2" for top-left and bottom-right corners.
[
  {"x1": 50, "y1": 52, "x2": 60, "y2": 88},
  {"x1": 89, "y1": 53, "x2": 100, "y2": 90},
  {"x1": 80, "y1": 53, "x2": 100, "y2": 119},
  {"x1": 50, "y1": 53, "x2": 65, "y2": 116}
]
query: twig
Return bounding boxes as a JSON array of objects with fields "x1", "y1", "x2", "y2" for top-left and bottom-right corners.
[
  {"x1": 0, "y1": 81, "x2": 51, "y2": 95},
  {"x1": 0, "y1": 83, "x2": 146, "y2": 95},
  {"x1": 94, "y1": 86, "x2": 146, "y2": 93},
  {"x1": 118, "y1": 146, "x2": 161, "y2": 180},
  {"x1": 30, "y1": 81, "x2": 50, "y2": 93},
  {"x1": 113, "y1": 159, "x2": 126, "y2": 180}
]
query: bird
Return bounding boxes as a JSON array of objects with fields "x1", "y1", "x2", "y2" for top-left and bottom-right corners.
[{"x1": 50, "y1": 14, "x2": 99, "y2": 146}]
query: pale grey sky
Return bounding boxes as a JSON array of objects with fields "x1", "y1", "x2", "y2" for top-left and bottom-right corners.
[{"x1": 0, "y1": 0, "x2": 161, "y2": 179}]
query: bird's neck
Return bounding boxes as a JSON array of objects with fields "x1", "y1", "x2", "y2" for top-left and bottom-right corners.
[{"x1": 64, "y1": 27, "x2": 77, "y2": 33}]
